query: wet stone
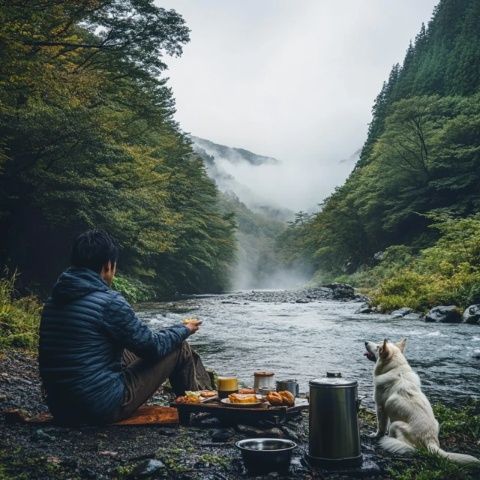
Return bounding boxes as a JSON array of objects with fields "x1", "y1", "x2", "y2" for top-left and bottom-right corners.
[
  {"x1": 355, "y1": 303, "x2": 373, "y2": 314},
  {"x1": 463, "y1": 304, "x2": 480, "y2": 324},
  {"x1": 425, "y1": 305, "x2": 462, "y2": 323},
  {"x1": 32, "y1": 428, "x2": 56, "y2": 442},
  {"x1": 211, "y1": 427, "x2": 235, "y2": 442},
  {"x1": 128, "y1": 459, "x2": 166, "y2": 479},
  {"x1": 79, "y1": 467, "x2": 97, "y2": 479},
  {"x1": 391, "y1": 307, "x2": 413, "y2": 318}
]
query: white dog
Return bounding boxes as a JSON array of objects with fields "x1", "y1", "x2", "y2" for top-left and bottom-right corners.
[{"x1": 364, "y1": 338, "x2": 480, "y2": 465}]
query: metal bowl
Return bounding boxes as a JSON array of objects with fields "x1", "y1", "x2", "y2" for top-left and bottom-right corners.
[{"x1": 235, "y1": 438, "x2": 297, "y2": 474}]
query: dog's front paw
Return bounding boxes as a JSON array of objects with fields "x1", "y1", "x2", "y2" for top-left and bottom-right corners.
[{"x1": 368, "y1": 431, "x2": 384, "y2": 439}]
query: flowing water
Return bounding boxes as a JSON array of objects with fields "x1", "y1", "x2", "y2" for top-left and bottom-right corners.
[{"x1": 138, "y1": 290, "x2": 480, "y2": 409}]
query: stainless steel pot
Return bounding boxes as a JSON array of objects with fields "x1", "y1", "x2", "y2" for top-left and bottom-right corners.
[
  {"x1": 307, "y1": 374, "x2": 362, "y2": 468},
  {"x1": 235, "y1": 438, "x2": 297, "y2": 474},
  {"x1": 276, "y1": 379, "x2": 299, "y2": 397}
]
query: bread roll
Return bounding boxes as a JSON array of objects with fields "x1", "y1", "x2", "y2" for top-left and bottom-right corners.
[
  {"x1": 266, "y1": 391, "x2": 284, "y2": 406},
  {"x1": 279, "y1": 390, "x2": 295, "y2": 407}
]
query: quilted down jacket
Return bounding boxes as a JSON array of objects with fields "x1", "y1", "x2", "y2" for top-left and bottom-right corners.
[{"x1": 39, "y1": 267, "x2": 190, "y2": 424}]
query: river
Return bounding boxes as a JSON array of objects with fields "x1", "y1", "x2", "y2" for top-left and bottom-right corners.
[{"x1": 138, "y1": 290, "x2": 480, "y2": 409}]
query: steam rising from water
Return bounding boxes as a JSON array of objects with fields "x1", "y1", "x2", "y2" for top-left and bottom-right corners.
[{"x1": 232, "y1": 263, "x2": 312, "y2": 291}]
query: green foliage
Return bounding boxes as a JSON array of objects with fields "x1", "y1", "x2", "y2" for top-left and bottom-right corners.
[
  {"x1": 372, "y1": 215, "x2": 480, "y2": 311},
  {"x1": 0, "y1": 1, "x2": 236, "y2": 297},
  {"x1": 0, "y1": 273, "x2": 41, "y2": 349},
  {"x1": 112, "y1": 274, "x2": 154, "y2": 303}
]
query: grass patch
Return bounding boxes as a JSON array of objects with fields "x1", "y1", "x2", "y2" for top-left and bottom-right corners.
[
  {"x1": 389, "y1": 402, "x2": 480, "y2": 480},
  {"x1": 0, "y1": 274, "x2": 41, "y2": 350}
]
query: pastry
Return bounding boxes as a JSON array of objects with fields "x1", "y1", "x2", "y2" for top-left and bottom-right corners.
[
  {"x1": 266, "y1": 391, "x2": 284, "y2": 406},
  {"x1": 228, "y1": 393, "x2": 258, "y2": 404},
  {"x1": 200, "y1": 390, "x2": 217, "y2": 398},
  {"x1": 238, "y1": 388, "x2": 256, "y2": 394},
  {"x1": 279, "y1": 390, "x2": 295, "y2": 407}
]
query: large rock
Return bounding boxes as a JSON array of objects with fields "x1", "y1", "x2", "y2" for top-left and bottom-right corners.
[
  {"x1": 424, "y1": 306, "x2": 462, "y2": 323},
  {"x1": 355, "y1": 303, "x2": 373, "y2": 314},
  {"x1": 128, "y1": 459, "x2": 166, "y2": 479},
  {"x1": 391, "y1": 307, "x2": 413, "y2": 318},
  {"x1": 323, "y1": 283, "x2": 355, "y2": 300},
  {"x1": 462, "y1": 305, "x2": 480, "y2": 325}
]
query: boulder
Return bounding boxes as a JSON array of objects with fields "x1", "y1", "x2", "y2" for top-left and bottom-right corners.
[
  {"x1": 211, "y1": 427, "x2": 235, "y2": 442},
  {"x1": 355, "y1": 303, "x2": 373, "y2": 314},
  {"x1": 462, "y1": 305, "x2": 480, "y2": 325},
  {"x1": 424, "y1": 306, "x2": 462, "y2": 323},
  {"x1": 323, "y1": 283, "x2": 355, "y2": 300},
  {"x1": 128, "y1": 459, "x2": 166, "y2": 479},
  {"x1": 391, "y1": 307, "x2": 413, "y2": 318}
]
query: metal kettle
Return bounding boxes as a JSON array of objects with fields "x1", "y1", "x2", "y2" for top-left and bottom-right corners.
[{"x1": 307, "y1": 373, "x2": 362, "y2": 468}]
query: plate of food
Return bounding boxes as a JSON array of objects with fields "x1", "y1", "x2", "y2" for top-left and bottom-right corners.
[
  {"x1": 175, "y1": 390, "x2": 218, "y2": 404},
  {"x1": 221, "y1": 393, "x2": 265, "y2": 408}
]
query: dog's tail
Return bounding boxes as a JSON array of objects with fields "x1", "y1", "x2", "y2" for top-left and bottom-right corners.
[
  {"x1": 427, "y1": 443, "x2": 480, "y2": 466},
  {"x1": 379, "y1": 436, "x2": 415, "y2": 455}
]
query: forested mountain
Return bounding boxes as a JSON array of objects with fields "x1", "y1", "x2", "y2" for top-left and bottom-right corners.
[
  {"x1": 279, "y1": 0, "x2": 480, "y2": 309},
  {"x1": 0, "y1": 1, "x2": 236, "y2": 298}
]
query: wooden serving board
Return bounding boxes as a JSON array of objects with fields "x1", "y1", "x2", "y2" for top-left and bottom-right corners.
[{"x1": 173, "y1": 398, "x2": 308, "y2": 426}]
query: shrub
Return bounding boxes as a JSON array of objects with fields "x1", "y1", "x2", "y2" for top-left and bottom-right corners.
[
  {"x1": 370, "y1": 215, "x2": 480, "y2": 311},
  {"x1": 112, "y1": 274, "x2": 155, "y2": 303},
  {"x1": 0, "y1": 274, "x2": 41, "y2": 350}
]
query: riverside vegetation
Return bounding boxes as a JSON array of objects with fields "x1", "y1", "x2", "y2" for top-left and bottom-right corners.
[{"x1": 277, "y1": 0, "x2": 480, "y2": 313}]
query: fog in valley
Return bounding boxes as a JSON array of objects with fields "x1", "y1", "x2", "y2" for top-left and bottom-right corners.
[
  {"x1": 162, "y1": 0, "x2": 438, "y2": 212},
  {"x1": 160, "y1": 0, "x2": 439, "y2": 289}
]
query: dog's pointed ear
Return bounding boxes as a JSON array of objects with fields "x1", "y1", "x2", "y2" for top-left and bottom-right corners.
[
  {"x1": 380, "y1": 338, "x2": 389, "y2": 359},
  {"x1": 396, "y1": 338, "x2": 407, "y2": 353}
]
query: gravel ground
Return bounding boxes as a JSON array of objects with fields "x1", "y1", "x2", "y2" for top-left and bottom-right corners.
[{"x1": 0, "y1": 349, "x2": 400, "y2": 479}]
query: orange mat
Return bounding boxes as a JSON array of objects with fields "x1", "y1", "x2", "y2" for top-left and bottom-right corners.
[{"x1": 3, "y1": 405, "x2": 179, "y2": 426}]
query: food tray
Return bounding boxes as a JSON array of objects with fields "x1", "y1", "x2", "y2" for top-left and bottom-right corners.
[{"x1": 173, "y1": 398, "x2": 308, "y2": 426}]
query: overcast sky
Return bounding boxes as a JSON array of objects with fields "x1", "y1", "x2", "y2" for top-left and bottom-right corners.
[{"x1": 158, "y1": 0, "x2": 439, "y2": 211}]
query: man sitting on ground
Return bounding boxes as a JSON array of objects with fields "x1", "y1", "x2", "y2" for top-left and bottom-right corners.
[{"x1": 39, "y1": 229, "x2": 212, "y2": 425}]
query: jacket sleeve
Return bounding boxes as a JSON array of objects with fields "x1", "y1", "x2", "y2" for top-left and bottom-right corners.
[{"x1": 104, "y1": 292, "x2": 191, "y2": 361}]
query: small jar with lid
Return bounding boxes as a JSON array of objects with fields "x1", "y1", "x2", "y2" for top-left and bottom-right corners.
[
  {"x1": 217, "y1": 376, "x2": 239, "y2": 399},
  {"x1": 254, "y1": 371, "x2": 275, "y2": 392}
]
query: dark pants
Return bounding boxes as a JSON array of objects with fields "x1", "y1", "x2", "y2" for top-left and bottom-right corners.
[{"x1": 112, "y1": 341, "x2": 212, "y2": 422}]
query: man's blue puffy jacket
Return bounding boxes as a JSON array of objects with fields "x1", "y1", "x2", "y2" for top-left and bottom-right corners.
[{"x1": 39, "y1": 267, "x2": 190, "y2": 424}]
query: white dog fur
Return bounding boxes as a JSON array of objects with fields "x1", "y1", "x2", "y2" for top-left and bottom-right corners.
[{"x1": 365, "y1": 338, "x2": 480, "y2": 466}]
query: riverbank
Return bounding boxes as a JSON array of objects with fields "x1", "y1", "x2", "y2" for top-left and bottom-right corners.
[{"x1": 1, "y1": 349, "x2": 479, "y2": 480}]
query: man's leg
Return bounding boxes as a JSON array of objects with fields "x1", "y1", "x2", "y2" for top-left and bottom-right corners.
[{"x1": 115, "y1": 342, "x2": 212, "y2": 421}]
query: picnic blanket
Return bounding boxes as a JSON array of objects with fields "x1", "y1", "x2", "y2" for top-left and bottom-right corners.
[{"x1": 3, "y1": 405, "x2": 179, "y2": 426}]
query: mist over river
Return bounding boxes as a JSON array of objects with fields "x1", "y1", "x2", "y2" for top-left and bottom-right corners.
[{"x1": 138, "y1": 291, "x2": 480, "y2": 409}]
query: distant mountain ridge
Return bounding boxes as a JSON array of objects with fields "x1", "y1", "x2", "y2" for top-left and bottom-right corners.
[
  {"x1": 190, "y1": 135, "x2": 293, "y2": 223},
  {"x1": 191, "y1": 136, "x2": 278, "y2": 166}
]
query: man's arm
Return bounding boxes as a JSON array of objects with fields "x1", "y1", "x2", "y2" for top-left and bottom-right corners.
[{"x1": 104, "y1": 292, "x2": 192, "y2": 361}]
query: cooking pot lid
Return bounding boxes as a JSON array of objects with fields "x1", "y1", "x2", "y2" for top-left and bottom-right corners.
[{"x1": 309, "y1": 377, "x2": 357, "y2": 388}]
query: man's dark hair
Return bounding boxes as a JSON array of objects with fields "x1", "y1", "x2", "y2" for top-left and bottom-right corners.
[{"x1": 71, "y1": 229, "x2": 119, "y2": 273}]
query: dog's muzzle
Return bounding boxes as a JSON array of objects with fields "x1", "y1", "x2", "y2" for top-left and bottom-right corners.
[{"x1": 364, "y1": 342, "x2": 376, "y2": 362}]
